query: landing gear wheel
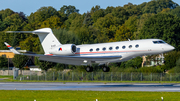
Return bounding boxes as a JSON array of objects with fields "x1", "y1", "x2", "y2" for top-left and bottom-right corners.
[
  {"x1": 86, "y1": 66, "x2": 93, "y2": 72},
  {"x1": 102, "y1": 66, "x2": 110, "y2": 72}
]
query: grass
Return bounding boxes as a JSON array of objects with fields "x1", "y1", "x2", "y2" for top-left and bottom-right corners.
[
  {"x1": 0, "y1": 90, "x2": 179, "y2": 101},
  {"x1": 0, "y1": 75, "x2": 13, "y2": 78}
]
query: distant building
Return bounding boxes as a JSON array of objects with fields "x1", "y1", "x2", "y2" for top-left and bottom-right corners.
[
  {"x1": 142, "y1": 54, "x2": 165, "y2": 67},
  {"x1": 0, "y1": 50, "x2": 36, "y2": 70},
  {"x1": 0, "y1": 50, "x2": 27, "y2": 58}
]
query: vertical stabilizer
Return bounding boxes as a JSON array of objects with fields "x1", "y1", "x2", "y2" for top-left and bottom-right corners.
[{"x1": 32, "y1": 28, "x2": 61, "y2": 54}]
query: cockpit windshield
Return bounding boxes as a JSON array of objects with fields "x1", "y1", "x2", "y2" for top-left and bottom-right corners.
[{"x1": 153, "y1": 41, "x2": 166, "y2": 44}]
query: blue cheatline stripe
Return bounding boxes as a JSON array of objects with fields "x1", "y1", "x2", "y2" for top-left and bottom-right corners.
[{"x1": 8, "y1": 47, "x2": 13, "y2": 49}]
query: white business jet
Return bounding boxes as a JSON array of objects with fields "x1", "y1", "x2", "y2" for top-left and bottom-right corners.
[{"x1": 5, "y1": 28, "x2": 175, "y2": 72}]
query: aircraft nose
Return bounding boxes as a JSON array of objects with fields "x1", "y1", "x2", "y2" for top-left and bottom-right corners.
[
  {"x1": 170, "y1": 45, "x2": 175, "y2": 50},
  {"x1": 166, "y1": 45, "x2": 175, "y2": 51}
]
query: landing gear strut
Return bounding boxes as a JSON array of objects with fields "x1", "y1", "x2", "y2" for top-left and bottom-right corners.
[
  {"x1": 102, "y1": 66, "x2": 110, "y2": 72},
  {"x1": 86, "y1": 66, "x2": 93, "y2": 72}
]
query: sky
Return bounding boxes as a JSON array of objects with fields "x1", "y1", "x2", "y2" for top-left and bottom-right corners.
[{"x1": 0, "y1": 0, "x2": 180, "y2": 16}]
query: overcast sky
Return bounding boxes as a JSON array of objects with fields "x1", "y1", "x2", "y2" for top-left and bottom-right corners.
[{"x1": 0, "y1": 0, "x2": 180, "y2": 16}]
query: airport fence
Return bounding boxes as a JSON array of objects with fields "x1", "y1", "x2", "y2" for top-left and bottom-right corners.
[{"x1": 16, "y1": 71, "x2": 180, "y2": 81}]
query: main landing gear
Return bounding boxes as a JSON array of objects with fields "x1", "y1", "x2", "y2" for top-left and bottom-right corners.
[
  {"x1": 85, "y1": 66, "x2": 110, "y2": 72},
  {"x1": 102, "y1": 66, "x2": 110, "y2": 72},
  {"x1": 86, "y1": 66, "x2": 93, "y2": 72}
]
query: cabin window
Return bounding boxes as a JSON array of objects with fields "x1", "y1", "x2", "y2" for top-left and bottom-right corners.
[
  {"x1": 96, "y1": 48, "x2": 100, "y2": 51},
  {"x1": 135, "y1": 44, "x2": 139, "y2": 48},
  {"x1": 159, "y1": 41, "x2": 165, "y2": 43},
  {"x1": 116, "y1": 46, "x2": 119, "y2": 50},
  {"x1": 122, "y1": 46, "x2": 126, "y2": 49},
  {"x1": 109, "y1": 47, "x2": 113, "y2": 50},
  {"x1": 153, "y1": 41, "x2": 158, "y2": 44},
  {"x1": 89, "y1": 49, "x2": 93, "y2": 52},
  {"x1": 129, "y1": 45, "x2": 132, "y2": 49},
  {"x1": 102, "y1": 47, "x2": 106, "y2": 51}
]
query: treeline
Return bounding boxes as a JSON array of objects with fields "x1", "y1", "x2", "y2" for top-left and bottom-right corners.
[{"x1": 1, "y1": 0, "x2": 180, "y2": 72}]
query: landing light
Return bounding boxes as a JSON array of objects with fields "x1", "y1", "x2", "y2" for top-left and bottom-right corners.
[{"x1": 83, "y1": 60, "x2": 88, "y2": 63}]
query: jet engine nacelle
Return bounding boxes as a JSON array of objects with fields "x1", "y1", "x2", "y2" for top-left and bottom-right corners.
[{"x1": 49, "y1": 44, "x2": 76, "y2": 55}]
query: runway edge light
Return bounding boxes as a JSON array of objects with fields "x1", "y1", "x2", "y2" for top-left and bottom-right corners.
[{"x1": 161, "y1": 97, "x2": 163, "y2": 101}]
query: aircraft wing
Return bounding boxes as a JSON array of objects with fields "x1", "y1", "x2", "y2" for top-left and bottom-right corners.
[{"x1": 22, "y1": 53, "x2": 122, "y2": 65}]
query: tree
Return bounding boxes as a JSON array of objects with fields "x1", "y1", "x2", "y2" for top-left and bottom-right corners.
[
  {"x1": 93, "y1": 13, "x2": 121, "y2": 39},
  {"x1": 125, "y1": 57, "x2": 142, "y2": 68},
  {"x1": 90, "y1": 5, "x2": 101, "y2": 13},
  {"x1": 64, "y1": 12, "x2": 81, "y2": 29},
  {"x1": 91, "y1": 9, "x2": 105, "y2": 22},
  {"x1": 105, "y1": 6, "x2": 114, "y2": 14},
  {"x1": 39, "y1": 61, "x2": 56, "y2": 71},
  {"x1": 52, "y1": 28, "x2": 79, "y2": 45},
  {"x1": 24, "y1": 6, "x2": 59, "y2": 30},
  {"x1": 123, "y1": 3, "x2": 142, "y2": 16},
  {"x1": 36, "y1": 6, "x2": 59, "y2": 22},
  {"x1": 0, "y1": 8, "x2": 14, "y2": 21},
  {"x1": 114, "y1": 25, "x2": 133, "y2": 41},
  {"x1": 60, "y1": 5, "x2": 79, "y2": 17},
  {"x1": 172, "y1": 58, "x2": 180, "y2": 73},
  {"x1": 83, "y1": 12, "x2": 93, "y2": 26},
  {"x1": 134, "y1": 13, "x2": 154, "y2": 39},
  {"x1": 112, "y1": 6, "x2": 129, "y2": 23},
  {"x1": 142, "y1": 0, "x2": 178, "y2": 14},
  {"x1": 163, "y1": 51, "x2": 180, "y2": 70},
  {"x1": 40, "y1": 16, "x2": 64, "y2": 29},
  {"x1": 12, "y1": 54, "x2": 29, "y2": 74},
  {"x1": 0, "y1": 56, "x2": 8, "y2": 68},
  {"x1": 19, "y1": 36, "x2": 40, "y2": 52},
  {"x1": 125, "y1": 16, "x2": 138, "y2": 33},
  {"x1": 170, "y1": 6, "x2": 180, "y2": 17}
]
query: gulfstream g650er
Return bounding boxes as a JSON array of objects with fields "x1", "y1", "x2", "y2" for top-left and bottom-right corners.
[{"x1": 5, "y1": 28, "x2": 174, "y2": 72}]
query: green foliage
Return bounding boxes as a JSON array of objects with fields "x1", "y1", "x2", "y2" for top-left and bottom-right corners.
[
  {"x1": 169, "y1": 57, "x2": 180, "y2": 73},
  {"x1": 60, "y1": 5, "x2": 79, "y2": 17},
  {"x1": 40, "y1": 16, "x2": 64, "y2": 29},
  {"x1": 125, "y1": 57, "x2": 142, "y2": 69},
  {"x1": 52, "y1": 28, "x2": 79, "y2": 45},
  {"x1": 164, "y1": 51, "x2": 180, "y2": 70},
  {"x1": 20, "y1": 36, "x2": 40, "y2": 52},
  {"x1": 142, "y1": 0, "x2": 178, "y2": 14},
  {"x1": 12, "y1": 54, "x2": 29, "y2": 70},
  {"x1": 0, "y1": 56, "x2": 8, "y2": 68},
  {"x1": 91, "y1": 9, "x2": 105, "y2": 22},
  {"x1": 114, "y1": 24, "x2": 133, "y2": 41},
  {"x1": 39, "y1": 61, "x2": 56, "y2": 71},
  {"x1": 170, "y1": 6, "x2": 180, "y2": 17},
  {"x1": 138, "y1": 66, "x2": 163, "y2": 73}
]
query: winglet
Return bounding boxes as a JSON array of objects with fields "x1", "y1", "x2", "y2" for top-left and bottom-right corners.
[{"x1": 4, "y1": 42, "x2": 20, "y2": 54}]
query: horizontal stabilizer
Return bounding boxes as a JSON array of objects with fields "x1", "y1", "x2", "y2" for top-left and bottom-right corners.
[
  {"x1": 4, "y1": 42, "x2": 20, "y2": 54},
  {"x1": 6, "y1": 31, "x2": 49, "y2": 34}
]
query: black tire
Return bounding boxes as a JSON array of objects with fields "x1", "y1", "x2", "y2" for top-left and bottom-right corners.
[
  {"x1": 102, "y1": 66, "x2": 110, "y2": 72},
  {"x1": 86, "y1": 67, "x2": 93, "y2": 72}
]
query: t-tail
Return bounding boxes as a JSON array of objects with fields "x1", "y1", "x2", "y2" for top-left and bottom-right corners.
[{"x1": 6, "y1": 28, "x2": 61, "y2": 55}]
